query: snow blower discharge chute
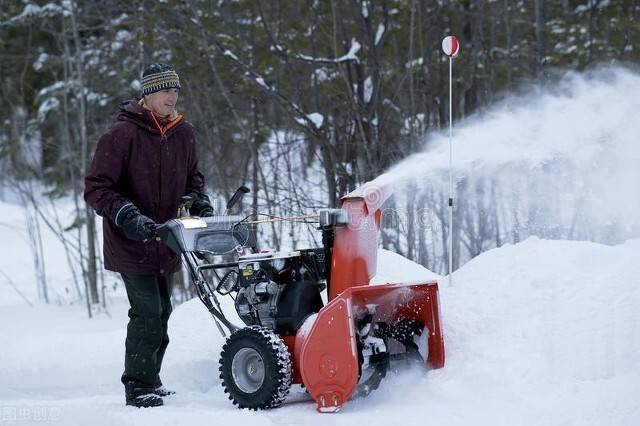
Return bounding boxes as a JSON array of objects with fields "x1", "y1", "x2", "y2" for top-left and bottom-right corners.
[{"x1": 156, "y1": 183, "x2": 445, "y2": 412}]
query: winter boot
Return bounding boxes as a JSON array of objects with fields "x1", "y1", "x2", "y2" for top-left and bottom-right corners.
[
  {"x1": 153, "y1": 378, "x2": 176, "y2": 397},
  {"x1": 153, "y1": 385, "x2": 176, "y2": 397},
  {"x1": 125, "y1": 382, "x2": 164, "y2": 408}
]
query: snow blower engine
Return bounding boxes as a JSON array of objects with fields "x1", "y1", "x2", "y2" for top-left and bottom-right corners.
[{"x1": 156, "y1": 183, "x2": 445, "y2": 412}]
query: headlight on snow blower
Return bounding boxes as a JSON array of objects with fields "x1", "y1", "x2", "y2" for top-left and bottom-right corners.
[{"x1": 179, "y1": 217, "x2": 208, "y2": 229}]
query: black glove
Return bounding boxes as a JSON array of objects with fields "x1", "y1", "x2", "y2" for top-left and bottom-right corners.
[
  {"x1": 111, "y1": 202, "x2": 157, "y2": 242},
  {"x1": 186, "y1": 190, "x2": 214, "y2": 217}
]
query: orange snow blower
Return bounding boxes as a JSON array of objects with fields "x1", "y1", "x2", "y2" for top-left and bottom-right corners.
[{"x1": 157, "y1": 183, "x2": 445, "y2": 412}]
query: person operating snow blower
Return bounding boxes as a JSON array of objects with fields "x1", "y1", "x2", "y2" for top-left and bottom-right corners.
[{"x1": 84, "y1": 63, "x2": 214, "y2": 408}]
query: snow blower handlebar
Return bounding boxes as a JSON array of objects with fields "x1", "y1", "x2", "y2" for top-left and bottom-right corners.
[{"x1": 154, "y1": 217, "x2": 245, "y2": 337}]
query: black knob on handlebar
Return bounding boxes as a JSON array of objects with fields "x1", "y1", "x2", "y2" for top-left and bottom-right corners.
[{"x1": 226, "y1": 186, "x2": 250, "y2": 213}]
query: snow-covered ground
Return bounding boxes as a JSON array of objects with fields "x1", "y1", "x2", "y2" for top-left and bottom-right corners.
[{"x1": 1, "y1": 193, "x2": 638, "y2": 425}]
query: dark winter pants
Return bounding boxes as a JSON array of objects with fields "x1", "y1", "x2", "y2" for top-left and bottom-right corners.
[{"x1": 120, "y1": 273, "x2": 173, "y2": 389}]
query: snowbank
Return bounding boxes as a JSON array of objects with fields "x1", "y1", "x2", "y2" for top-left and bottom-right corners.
[
  {"x1": 435, "y1": 237, "x2": 640, "y2": 426},
  {"x1": 371, "y1": 248, "x2": 441, "y2": 284}
]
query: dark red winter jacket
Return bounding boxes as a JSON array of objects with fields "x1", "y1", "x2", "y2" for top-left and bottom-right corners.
[{"x1": 84, "y1": 99, "x2": 206, "y2": 276}]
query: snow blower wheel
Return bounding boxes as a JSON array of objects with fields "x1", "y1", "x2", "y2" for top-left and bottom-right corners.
[{"x1": 219, "y1": 326, "x2": 292, "y2": 410}]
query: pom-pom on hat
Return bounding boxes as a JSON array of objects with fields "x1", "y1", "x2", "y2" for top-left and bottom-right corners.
[{"x1": 141, "y1": 63, "x2": 181, "y2": 96}]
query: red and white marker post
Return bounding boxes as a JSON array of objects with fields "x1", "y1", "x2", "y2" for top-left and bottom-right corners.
[{"x1": 442, "y1": 35, "x2": 459, "y2": 286}]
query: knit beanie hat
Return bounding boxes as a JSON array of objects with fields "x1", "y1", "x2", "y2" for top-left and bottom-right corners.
[{"x1": 141, "y1": 63, "x2": 181, "y2": 96}]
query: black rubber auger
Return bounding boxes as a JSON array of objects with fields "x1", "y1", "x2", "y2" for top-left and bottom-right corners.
[{"x1": 354, "y1": 319, "x2": 426, "y2": 398}]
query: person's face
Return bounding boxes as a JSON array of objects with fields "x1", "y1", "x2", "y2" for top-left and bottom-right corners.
[{"x1": 144, "y1": 88, "x2": 179, "y2": 117}]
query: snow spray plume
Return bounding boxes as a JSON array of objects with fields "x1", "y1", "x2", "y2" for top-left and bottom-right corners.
[{"x1": 370, "y1": 67, "x2": 640, "y2": 269}]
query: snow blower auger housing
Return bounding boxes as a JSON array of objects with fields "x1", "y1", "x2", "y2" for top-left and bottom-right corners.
[{"x1": 156, "y1": 184, "x2": 445, "y2": 412}]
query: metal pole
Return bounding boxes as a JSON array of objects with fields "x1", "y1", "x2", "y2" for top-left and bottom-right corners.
[
  {"x1": 448, "y1": 56, "x2": 453, "y2": 287},
  {"x1": 442, "y1": 35, "x2": 458, "y2": 286}
]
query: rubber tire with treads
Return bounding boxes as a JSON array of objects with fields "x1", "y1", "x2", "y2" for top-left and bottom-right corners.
[{"x1": 219, "y1": 326, "x2": 292, "y2": 409}]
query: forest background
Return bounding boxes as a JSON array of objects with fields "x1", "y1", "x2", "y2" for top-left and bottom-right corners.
[{"x1": 1, "y1": 0, "x2": 637, "y2": 313}]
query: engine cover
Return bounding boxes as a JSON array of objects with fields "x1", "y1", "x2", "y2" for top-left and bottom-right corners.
[{"x1": 234, "y1": 250, "x2": 326, "y2": 334}]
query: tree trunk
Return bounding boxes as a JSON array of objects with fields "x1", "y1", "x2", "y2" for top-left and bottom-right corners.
[
  {"x1": 69, "y1": 0, "x2": 99, "y2": 307},
  {"x1": 534, "y1": 0, "x2": 547, "y2": 77}
]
